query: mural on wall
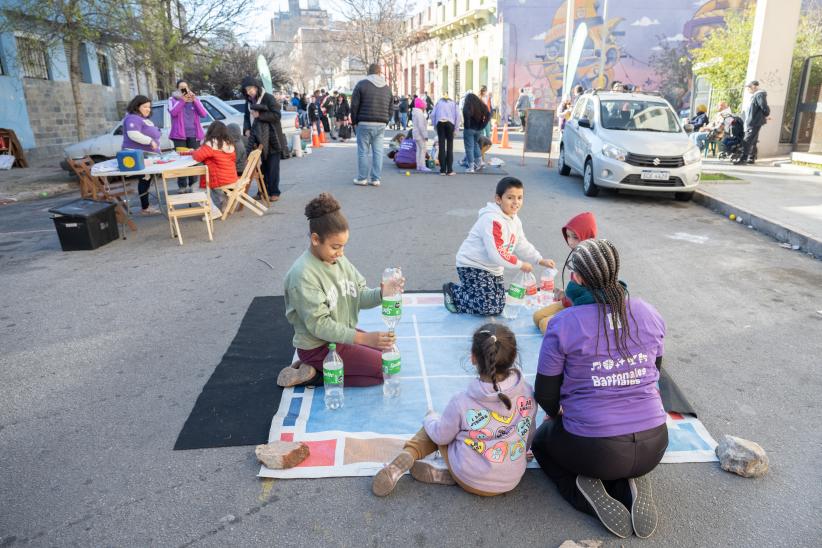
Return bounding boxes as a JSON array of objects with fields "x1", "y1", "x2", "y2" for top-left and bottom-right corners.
[{"x1": 499, "y1": 0, "x2": 751, "y2": 116}]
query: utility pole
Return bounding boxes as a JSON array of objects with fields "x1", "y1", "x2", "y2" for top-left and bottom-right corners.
[{"x1": 562, "y1": 0, "x2": 575, "y2": 98}]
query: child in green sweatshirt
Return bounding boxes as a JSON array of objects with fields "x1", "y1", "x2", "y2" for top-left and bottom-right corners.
[{"x1": 278, "y1": 193, "x2": 399, "y2": 387}]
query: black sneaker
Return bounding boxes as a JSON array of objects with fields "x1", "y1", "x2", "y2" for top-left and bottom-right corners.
[
  {"x1": 629, "y1": 475, "x2": 658, "y2": 538},
  {"x1": 576, "y1": 475, "x2": 632, "y2": 538},
  {"x1": 442, "y1": 283, "x2": 457, "y2": 313}
]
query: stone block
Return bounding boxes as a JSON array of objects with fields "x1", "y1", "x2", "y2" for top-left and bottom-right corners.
[
  {"x1": 715, "y1": 435, "x2": 769, "y2": 478},
  {"x1": 255, "y1": 441, "x2": 310, "y2": 469}
]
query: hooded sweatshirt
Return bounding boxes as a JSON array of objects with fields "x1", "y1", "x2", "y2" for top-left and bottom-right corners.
[
  {"x1": 560, "y1": 212, "x2": 598, "y2": 307},
  {"x1": 456, "y1": 202, "x2": 543, "y2": 276},
  {"x1": 411, "y1": 99, "x2": 428, "y2": 141},
  {"x1": 423, "y1": 370, "x2": 537, "y2": 494},
  {"x1": 351, "y1": 74, "x2": 393, "y2": 125}
]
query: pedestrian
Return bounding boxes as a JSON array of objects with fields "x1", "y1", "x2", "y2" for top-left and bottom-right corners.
[
  {"x1": 371, "y1": 323, "x2": 537, "y2": 497},
  {"x1": 323, "y1": 91, "x2": 338, "y2": 139},
  {"x1": 320, "y1": 89, "x2": 332, "y2": 135},
  {"x1": 515, "y1": 88, "x2": 531, "y2": 129},
  {"x1": 442, "y1": 177, "x2": 555, "y2": 315},
  {"x1": 298, "y1": 93, "x2": 309, "y2": 128},
  {"x1": 424, "y1": 92, "x2": 433, "y2": 118},
  {"x1": 398, "y1": 95, "x2": 409, "y2": 129},
  {"x1": 736, "y1": 80, "x2": 770, "y2": 165},
  {"x1": 246, "y1": 103, "x2": 283, "y2": 202},
  {"x1": 478, "y1": 85, "x2": 493, "y2": 138},
  {"x1": 335, "y1": 93, "x2": 352, "y2": 141},
  {"x1": 411, "y1": 97, "x2": 430, "y2": 172},
  {"x1": 558, "y1": 97, "x2": 573, "y2": 130},
  {"x1": 532, "y1": 239, "x2": 668, "y2": 540},
  {"x1": 240, "y1": 76, "x2": 279, "y2": 137},
  {"x1": 121, "y1": 94, "x2": 161, "y2": 215},
  {"x1": 690, "y1": 101, "x2": 729, "y2": 152},
  {"x1": 462, "y1": 92, "x2": 491, "y2": 173},
  {"x1": 572, "y1": 84, "x2": 584, "y2": 103},
  {"x1": 168, "y1": 79, "x2": 207, "y2": 193},
  {"x1": 430, "y1": 95, "x2": 460, "y2": 176},
  {"x1": 350, "y1": 63, "x2": 393, "y2": 186},
  {"x1": 278, "y1": 192, "x2": 399, "y2": 387},
  {"x1": 391, "y1": 96, "x2": 400, "y2": 130},
  {"x1": 308, "y1": 90, "x2": 323, "y2": 139},
  {"x1": 290, "y1": 92, "x2": 300, "y2": 112}
]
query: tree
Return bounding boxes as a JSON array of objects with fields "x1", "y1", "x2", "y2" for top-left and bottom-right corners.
[
  {"x1": 648, "y1": 39, "x2": 693, "y2": 110},
  {"x1": 1, "y1": 0, "x2": 134, "y2": 139},
  {"x1": 184, "y1": 43, "x2": 291, "y2": 100},
  {"x1": 690, "y1": 7, "x2": 755, "y2": 110}
]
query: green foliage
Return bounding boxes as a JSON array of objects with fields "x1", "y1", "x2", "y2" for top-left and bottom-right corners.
[
  {"x1": 691, "y1": 7, "x2": 755, "y2": 110},
  {"x1": 649, "y1": 39, "x2": 693, "y2": 109},
  {"x1": 184, "y1": 43, "x2": 291, "y2": 100}
]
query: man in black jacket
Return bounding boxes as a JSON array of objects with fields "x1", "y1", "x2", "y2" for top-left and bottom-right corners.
[
  {"x1": 351, "y1": 63, "x2": 393, "y2": 186},
  {"x1": 736, "y1": 80, "x2": 770, "y2": 165}
]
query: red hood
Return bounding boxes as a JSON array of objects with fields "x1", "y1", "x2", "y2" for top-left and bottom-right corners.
[{"x1": 562, "y1": 212, "x2": 597, "y2": 244}]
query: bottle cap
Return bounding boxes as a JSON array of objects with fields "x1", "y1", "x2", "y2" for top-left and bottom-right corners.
[{"x1": 328, "y1": 343, "x2": 336, "y2": 350}]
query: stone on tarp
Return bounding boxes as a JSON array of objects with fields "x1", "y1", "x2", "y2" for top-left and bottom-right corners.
[
  {"x1": 715, "y1": 435, "x2": 769, "y2": 478},
  {"x1": 255, "y1": 441, "x2": 310, "y2": 469},
  {"x1": 558, "y1": 541, "x2": 602, "y2": 548}
]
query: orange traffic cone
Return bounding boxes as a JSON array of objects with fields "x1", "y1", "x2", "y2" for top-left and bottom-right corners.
[
  {"x1": 500, "y1": 123, "x2": 511, "y2": 149},
  {"x1": 491, "y1": 121, "x2": 499, "y2": 144},
  {"x1": 319, "y1": 124, "x2": 328, "y2": 144},
  {"x1": 311, "y1": 128, "x2": 321, "y2": 148}
]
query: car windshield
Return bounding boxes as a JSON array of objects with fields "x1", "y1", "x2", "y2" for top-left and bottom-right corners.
[{"x1": 599, "y1": 100, "x2": 681, "y2": 132}]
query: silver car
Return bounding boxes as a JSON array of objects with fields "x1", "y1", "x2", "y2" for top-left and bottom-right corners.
[
  {"x1": 558, "y1": 91, "x2": 702, "y2": 201},
  {"x1": 63, "y1": 95, "x2": 244, "y2": 161},
  {"x1": 226, "y1": 99, "x2": 300, "y2": 145}
]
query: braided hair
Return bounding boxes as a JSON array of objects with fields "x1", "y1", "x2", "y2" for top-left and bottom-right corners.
[
  {"x1": 471, "y1": 323, "x2": 518, "y2": 410},
  {"x1": 568, "y1": 239, "x2": 638, "y2": 359}
]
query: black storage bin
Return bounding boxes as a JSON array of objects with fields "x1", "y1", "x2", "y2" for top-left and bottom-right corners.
[{"x1": 49, "y1": 199, "x2": 119, "y2": 251}]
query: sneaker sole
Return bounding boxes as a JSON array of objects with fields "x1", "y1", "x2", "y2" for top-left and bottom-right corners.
[
  {"x1": 372, "y1": 452, "x2": 415, "y2": 497},
  {"x1": 410, "y1": 460, "x2": 456, "y2": 485},
  {"x1": 353, "y1": 181, "x2": 368, "y2": 186},
  {"x1": 442, "y1": 283, "x2": 457, "y2": 313},
  {"x1": 576, "y1": 475, "x2": 632, "y2": 539},
  {"x1": 630, "y1": 475, "x2": 658, "y2": 538}
]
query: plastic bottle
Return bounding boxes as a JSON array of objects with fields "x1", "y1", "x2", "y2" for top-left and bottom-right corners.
[
  {"x1": 523, "y1": 271, "x2": 538, "y2": 308},
  {"x1": 381, "y1": 343, "x2": 401, "y2": 398},
  {"x1": 540, "y1": 267, "x2": 558, "y2": 306},
  {"x1": 502, "y1": 272, "x2": 526, "y2": 319},
  {"x1": 381, "y1": 267, "x2": 403, "y2": 330},
  {"x1": 323, "y1": 343, "x2": 344, "y2": 410}
]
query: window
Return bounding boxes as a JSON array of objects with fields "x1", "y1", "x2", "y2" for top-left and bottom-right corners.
[
  {"x1": 454, "y1": 62, "x2": 460, "y2": 98},
  {"x1": 97, "y1": 52, "x2": 111, "y2": 86},
  {"x1": 0, "y1": 55, "x2": 5, "y2": 76},
  {"x1": 599, "y1": 100, "x2": 679, "y2": 132},
  {"x1": 571, "y1": 98, "x2": 587, "y2": 120},
  {"x1": 584, "y1": 99, "x2": 596, "y2": 121},
  {"x1": 150, "y1": 105, "x2": 165, "y2": 128},
  {"x1": 452, "y1": 0, "x2": 457, "y2": 17},
  {"x1": 16, "y1": 37, "x2": 50, "y2": 79},
  {"x1": 200, "y1": 100, "x2": 222, "y2": 121}
]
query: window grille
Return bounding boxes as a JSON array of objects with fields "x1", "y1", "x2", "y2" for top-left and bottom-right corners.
[
  {"x1": 97, "y1": 52, "x2": 111, "y2": 86},
  {"x1": 16, "y1": 37, "x2": 50, "y2": 79}
]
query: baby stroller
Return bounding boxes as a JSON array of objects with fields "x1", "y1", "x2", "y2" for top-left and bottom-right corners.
[{"x1": 718, "y1": 115, "x2": 744, "y2": 163}]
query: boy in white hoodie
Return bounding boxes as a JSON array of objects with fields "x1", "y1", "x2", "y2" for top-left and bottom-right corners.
[{"x1": 443, "y1": 177, "x2": 555, "y2": 315}]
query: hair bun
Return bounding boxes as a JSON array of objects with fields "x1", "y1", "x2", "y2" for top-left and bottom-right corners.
[{"x1": 305, "y1": 193, "x2": 341, "y2": 220}]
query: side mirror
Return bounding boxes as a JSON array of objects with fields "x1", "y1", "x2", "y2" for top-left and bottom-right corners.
[
  {"x1": 578, "y1": 117, "x2": 592, "y2": 129},
  {"x1": 683, "y1": 123, "x2": 694, "y2": 133}
]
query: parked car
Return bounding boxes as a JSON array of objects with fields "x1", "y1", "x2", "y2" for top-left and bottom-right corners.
[
  {"x1": 63, "y1": 95, "x2": 243, "y2": 163},
  {"x1": 558, "y1": 91, "x2": 702, "y2": 201},
  {"x1": 226, "y1": 99, "x2": 300, "y2": 143}
]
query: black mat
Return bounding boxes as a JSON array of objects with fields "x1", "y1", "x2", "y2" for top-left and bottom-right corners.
[
  {"x1": 659, "y1": 368, "x2": 697, "y2": 416},
  {"x1": 174, "y1": 296, "x2": 293, "y2": 450}
]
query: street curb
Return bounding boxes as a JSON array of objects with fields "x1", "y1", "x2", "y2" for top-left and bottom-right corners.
[
  {"x1": 0, "y1": 183, "x2": 77, "y2": 204},
  {"x1": 693, "y1": 189, "x2": 821, "y2": 260}
]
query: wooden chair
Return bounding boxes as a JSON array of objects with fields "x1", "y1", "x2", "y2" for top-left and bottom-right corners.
[
  {"x1": 160, "y1": 165, "x2": 215, "y2": 245},
  {"x1": 67, "y1": 156, "x2": 136, "y2": 234},
  {"x1": 220, "y1": 149, "x2": 268, "y2": 220}
]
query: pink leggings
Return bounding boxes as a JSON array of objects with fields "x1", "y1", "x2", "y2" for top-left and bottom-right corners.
[{"x1": 297, "y1": 339, "x2": 383, "y2": 387}]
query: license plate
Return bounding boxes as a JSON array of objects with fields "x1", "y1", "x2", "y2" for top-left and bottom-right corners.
[{"x1": 640, "y1": 170, "x2": 670, "y2": 181}]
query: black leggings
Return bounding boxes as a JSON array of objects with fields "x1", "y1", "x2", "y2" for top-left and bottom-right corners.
[
  {"x1": 531, "y1": 417, "x2": 667, "y2": 517},
  {"x1": 138, "y1": 177, "x2": 151, "y2": 209},
  {"x1": 260, "y1": 153, "x2": 280, "y2": 197},
  {"x1": 172, "y1": 137, "x2": 200, "y2": 189},
  {"x1": 436, "y1": 122, "x2": 454, "y2": 174}
]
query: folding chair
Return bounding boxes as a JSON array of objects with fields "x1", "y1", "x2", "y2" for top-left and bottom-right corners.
[
  {"x1": 220, "y1": 149, "x2": 268, "y2": 220},
  {"x1": 67, "y1": 156, "x2": 136, "y2": 234},
  {"x1": 160, "y1": 165, "x2": 215, "y2": 245}
]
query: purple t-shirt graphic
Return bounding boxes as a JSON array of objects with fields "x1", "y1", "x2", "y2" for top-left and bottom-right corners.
[{"x1": 537, "y1": 298, "x2": 667, "y2": 438}]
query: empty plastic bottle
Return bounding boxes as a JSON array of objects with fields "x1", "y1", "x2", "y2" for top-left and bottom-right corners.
[
  {"x1": 540, "y1": 267, "x2": 558, "y2": 306},
  {"x1": 502, "y1": 273, "x2": 526, "y2": 319},
  {"x1": 523, "y1": 271, "x2": 538, "y2": 308},
  {"x1": 381, "y1": 267, "x2": 403, "y2": 330},
  {"x1": 381, "y1": 341, "x2": 401, "y2": 398},
  {"x1": 323, "y1": 343, "x2": 344, "y2": 410}
]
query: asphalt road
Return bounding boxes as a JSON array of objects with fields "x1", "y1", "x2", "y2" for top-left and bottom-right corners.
[{"x1": 1, "y1": 135, "x2": 821, "y2": 547}]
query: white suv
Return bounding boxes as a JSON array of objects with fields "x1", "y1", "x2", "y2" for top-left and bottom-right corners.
[{"x1": 558, "y1": 91, "x2": 702, "y2": 201}]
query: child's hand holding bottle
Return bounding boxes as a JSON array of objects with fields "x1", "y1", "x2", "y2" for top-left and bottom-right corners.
[
  {"x1": 356, "y1": 330, "x2": 396, "y2": 351},
  {"x1": 520, "y1": 261, "x2": 534, "y2": 273},
  {"x1": 538, "y1": 258, "x2": 556, "y2": 269}
]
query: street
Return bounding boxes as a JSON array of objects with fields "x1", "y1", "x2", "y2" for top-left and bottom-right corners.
[{"x1": 1, "y1": 135, "x2": 821, "y2": 547}]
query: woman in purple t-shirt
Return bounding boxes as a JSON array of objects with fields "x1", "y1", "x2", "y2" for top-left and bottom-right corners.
[
  {"x1": 121, "y1": 95, "x2": 162, "y2": 215},
  {"x1": 532, "y1": 239, "x2": 668, "y2": 540}
]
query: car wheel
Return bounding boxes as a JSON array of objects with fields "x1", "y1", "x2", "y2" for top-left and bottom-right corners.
[
  {"x1": 582, "y1": 159, "x2": 599, "y2": 197},
  {"x1": 674, "y1": 192, "x2": 694, "y2": 202},
  {"x1": 558, "y1": 145, "x2": 571, "y2": 176}
]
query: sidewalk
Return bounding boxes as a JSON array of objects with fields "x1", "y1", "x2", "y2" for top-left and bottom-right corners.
[
  {"x1": 697, "y1": 158, "x2": 822, "y2": 258},
  {"x1": 0, "y1": 163, "x2": 78, "y2": 205}
]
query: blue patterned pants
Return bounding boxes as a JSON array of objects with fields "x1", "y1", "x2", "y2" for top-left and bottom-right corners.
[{"x1": 451, "y1": 267, "x2": 505, "y2": 315}]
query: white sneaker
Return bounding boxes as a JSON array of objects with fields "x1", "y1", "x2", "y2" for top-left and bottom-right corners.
[
  {"x1": 353, "y1": 178, "x2": 368, "y2": 186},
  {"x1": 140, "y1": 206, "x2": 161, "y2": 216},
  {"x1": 466, "y1": 167, "x2": 475, "y2": 174},
  {"x1": 370, "y1": 180, "x2": 381, "y2": 186}
]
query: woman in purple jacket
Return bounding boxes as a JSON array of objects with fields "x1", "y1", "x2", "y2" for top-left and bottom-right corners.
[
  {"x1": 121, "y1": 95, "x2": 162, "y2": 215},
  {"x1": 532, "y1": 239, "x2": 668, "y2": 540},
  {"x1": 168, "y1": 80, "x2": 207, "y2": 192}
]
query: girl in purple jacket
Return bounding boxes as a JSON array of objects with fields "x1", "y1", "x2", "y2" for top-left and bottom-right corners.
[
  {"x1": 372, "y1": 324, "x2": 536, "y2": 497},
  {"x1": 168, "y1": 80, "x2": 207, "y2": 192}
]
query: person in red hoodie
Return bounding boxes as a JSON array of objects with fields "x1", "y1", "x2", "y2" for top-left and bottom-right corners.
[
  {"x1": 189, "y1": 121, "x2": 238, "y2": 219},
  {"x1": 532, "y1": 212, "x2": 598, "y2": 333}
]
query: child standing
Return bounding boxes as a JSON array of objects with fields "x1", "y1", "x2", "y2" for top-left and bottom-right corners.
[
  {"x1": 443, "y1": 177, "x2": 555, "y2": 316},
  {"x1": 372, "y1": 324, "x2": 537, "y2": 497},
  {"x1": 280, "y1": 193, "x2": 400, "y2": 387},
  {"x1": 532, "y1": 212, "x2": 598, "y2": 333},
  {"x1": 411, "y1": 97, "x2": 430, "y2": 172}
]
